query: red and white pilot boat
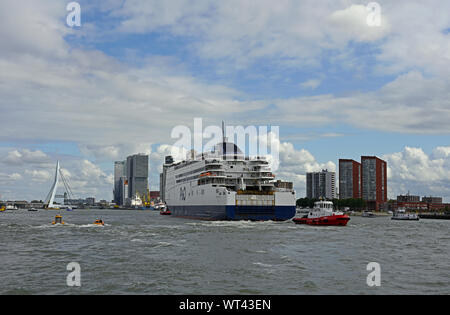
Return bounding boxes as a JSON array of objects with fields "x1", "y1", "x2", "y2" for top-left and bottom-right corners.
[
  {"x1": 293, "y1": 200, "x2": 350, "y2": 226},
  {"x1": 159, "y1": 203, "x2": 171, "y2": 215}
]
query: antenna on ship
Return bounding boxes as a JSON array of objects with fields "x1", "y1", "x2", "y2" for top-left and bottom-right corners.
[
  {"x1": 222, "y1": 121, "x2": 227, "y2": 160},
  {"x1": 222, "y1": 121, "x2": 226, "y2": 142}
]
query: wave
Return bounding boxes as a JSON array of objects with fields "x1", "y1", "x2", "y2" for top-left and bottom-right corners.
[{"x1": 252, "y1": 262, "x2": 273, "y2": 268}]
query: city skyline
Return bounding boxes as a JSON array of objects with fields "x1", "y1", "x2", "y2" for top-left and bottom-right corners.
[{"x1": 0, "y1": 0, "x2": 449, "y2": 202}]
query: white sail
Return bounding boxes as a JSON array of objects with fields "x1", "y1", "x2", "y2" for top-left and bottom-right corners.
[{"x1": 44, "y1": 161, "x2": 60, "y2": 208}]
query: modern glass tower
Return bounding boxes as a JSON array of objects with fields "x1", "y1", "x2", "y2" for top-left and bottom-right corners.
[
  {"x1": 113, "y1": 161, "x2": 126, "y2": 205},
  {"x1": 126, "y1": 154, "x2": 149, "y2": 200}
]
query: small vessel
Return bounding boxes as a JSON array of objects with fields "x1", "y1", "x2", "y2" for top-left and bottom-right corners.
[
  {"x1": 391, "y1": 209, "x2": 419, "y2": 221},
  {"x1": 52, "y1": 215, "x2": 65, "y2": 225},
  {"x1": 159, "y1": 203, "x2": 171, "y2": 215},
  {"x1": 6, "y1": 205, "x2": 18, "y2": 210},
  {"x1": 28, "y1": 208, "x2": 38, "y2": 212},
  {"x1": 130, "y1": 194, "x2": 143, "y2": 209},
  {"x1": 292, "y1": 200, "x2": 350, "y2": 226},
  {"x1": 362, "y1": 211, "x2": 376, "y2": 218},
  {"x1": 154, "y1": 201, "x2": 165, "y2": 211},
  {"x1": 0, "y1": 206, "x2": 6, "y2": 212},
  {"x1": 93, "y1": 219, "x2": 105, "y2": 226}
]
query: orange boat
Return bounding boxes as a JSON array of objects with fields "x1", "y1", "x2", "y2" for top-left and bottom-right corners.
[
  {"x1": 93, "y1": 219, "x2": 105, "y2": 226},
  {"x1": 52, "y1": 215, "x2": 65, "y2": 225}
]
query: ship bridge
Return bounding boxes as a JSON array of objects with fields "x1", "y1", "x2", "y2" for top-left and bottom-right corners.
[{"x1": 211, "y1": 141, "x2": 244, "y2": 160}]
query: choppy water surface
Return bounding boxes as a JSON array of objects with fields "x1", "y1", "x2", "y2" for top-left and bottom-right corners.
[{"x1": 0, "y1": 210, "x2": 449, "y2": 294}]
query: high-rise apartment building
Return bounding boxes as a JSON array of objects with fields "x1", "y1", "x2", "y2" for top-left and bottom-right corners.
[
  {"x1": 361, "y1": 156, "x2": 387, "y2": 211},
  {"x1": 306, "y1": 169, "x2": 336, "y2": 200},
  {"x1": 339, "y1": 159, "x2": 361, "y2": 199}
]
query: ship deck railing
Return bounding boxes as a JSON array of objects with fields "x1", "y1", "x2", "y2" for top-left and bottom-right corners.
[{"x1": 237, "y1": 190, "x2": 275, "y2": 195}]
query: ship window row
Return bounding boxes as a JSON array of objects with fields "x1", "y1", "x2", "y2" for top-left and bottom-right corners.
[
  {"x1": 175, "y1": 164, "x2": 225, "y2": 180},
  {"x1": 176, "y1": 174, "x2": 202, "y2": 184},
  {"x1": 173, "y1": 160, "x2": 199, "y2": 171},
  {"x1": 198, "y1": 178, "x2": 226, "y2": 185},
  {"x1": 175, "y1": 166, "x2": 205, "y2": 179}
]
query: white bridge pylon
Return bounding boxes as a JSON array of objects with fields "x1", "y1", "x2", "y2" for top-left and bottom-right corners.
[{"x1": 44, "y1": 161, "x2": 75, "y2": 209}]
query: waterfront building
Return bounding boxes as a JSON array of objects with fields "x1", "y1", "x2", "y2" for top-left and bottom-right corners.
[
  {"x1": 149, "y1": 191, "x2": 160, "y2": 200},
  {"x1": 126, "y1": 154, "x2": 149, "y2": 200},
  {"x1": 306, "y1": 169, "x2": 336, "y2": 200},
  {"x1": 118, "y1": 177, "x2": 128, "y2": 206},
  {"x1": 397, "y1": 194, "x2": 420, "y2": 203},
  {"x1": 339, "y1": 159, "x2": 361, "y2": 199},
  {"x1": 361, "y1": 156, "x2": 387, "y2": 211},
  {"x1": 86, "y1": 197, "x2": 95, "y2": 206},
  {"x1": 113, "y1": 161, "x2": 126, "y2": 205},
  {"x1": 422, "y1": 196, "x2": 443, "y2": 204}
]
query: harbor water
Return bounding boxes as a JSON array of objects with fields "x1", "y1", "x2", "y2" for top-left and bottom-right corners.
[{"x1": 0, "y1": 209, "x2": 449, "y2": 295}]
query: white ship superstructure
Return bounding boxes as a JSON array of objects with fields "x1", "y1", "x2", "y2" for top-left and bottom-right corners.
[{"x1": 161, "y1": 141, "x2": 296, "y2": 221}]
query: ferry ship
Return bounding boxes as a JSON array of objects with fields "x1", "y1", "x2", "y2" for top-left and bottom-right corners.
[
  {"x1": 160, "y1": 138, "x2": 296, "y2": 221},
  {"x1": 391, "y1": 209, "x2": 419, "y2": 221}
]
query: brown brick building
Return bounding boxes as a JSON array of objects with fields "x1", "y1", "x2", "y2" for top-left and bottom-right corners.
[
  {"x1": 361, "y1": 156, "x2": 387, "y2": 211},
  {"x1": 339, "y1": 159, "x2": 361, "y2": 199}
]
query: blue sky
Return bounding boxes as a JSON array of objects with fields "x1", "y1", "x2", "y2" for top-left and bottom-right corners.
[{"x1": 0, "y1": 0, "x2": 449, "y2": 201}]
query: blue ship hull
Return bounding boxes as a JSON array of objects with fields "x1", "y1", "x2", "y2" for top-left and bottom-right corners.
[{"x1": 170, "y1": 205, "x2": 295, "y2": 221}]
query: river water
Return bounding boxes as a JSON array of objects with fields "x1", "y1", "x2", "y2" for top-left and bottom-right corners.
[{"x1": 0, "y1": 209, "x2": 448, "y2": 295}]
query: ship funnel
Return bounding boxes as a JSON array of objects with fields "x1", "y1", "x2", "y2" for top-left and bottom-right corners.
[{"x1": 165, "y1": 156, "x2": 174, "y2": 165}]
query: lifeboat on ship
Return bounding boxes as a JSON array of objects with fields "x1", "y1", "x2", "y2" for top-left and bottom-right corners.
[{"x1": 293, "y1": 200, "x2": 350, "y2": 226}]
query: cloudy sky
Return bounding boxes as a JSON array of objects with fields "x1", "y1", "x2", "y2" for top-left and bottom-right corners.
[{"x1": 0, "y1": 0, "x2": 449, "y2": 202}]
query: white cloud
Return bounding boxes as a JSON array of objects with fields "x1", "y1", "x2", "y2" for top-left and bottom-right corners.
[
  {"x1": 0, "y1": 172, "x2": 22, "y2": 182},
  {"x1": 24, "y1": 169, "x2": 52, "y2": 182},
  {"x1": 0, "y1": 0, "x2": 69, "y2": 59},
  {"x1": 300, "y1": 79, "x2": 322, "y2": 90},
  {"x1": 1, "y1": 0, "x2": 448, "y2": 151},
  {"x1": 78, "y1": 143, "x2": 153, "y2": 162},
  {"x1": 97, "y1": 0, "x2": 450, "y2": 79},
  {"x1": 327, "y1": 4, "x2": 390, "y2": 43},
  {"x1": 101, "y1": 0, "x2": 393, "y2": 69},
  {"x1": 2, "y1": 149, "x2": 51, "y2": 166},
  {"x1": 263, "y1": 71, "x2": 450, "y2": 134},
  {"x1": 276, "y1": 141, "x2": 336, "y2": 197},
  {"x1": 383, "y1": 146, "x2": 450, "y2": 201}
]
